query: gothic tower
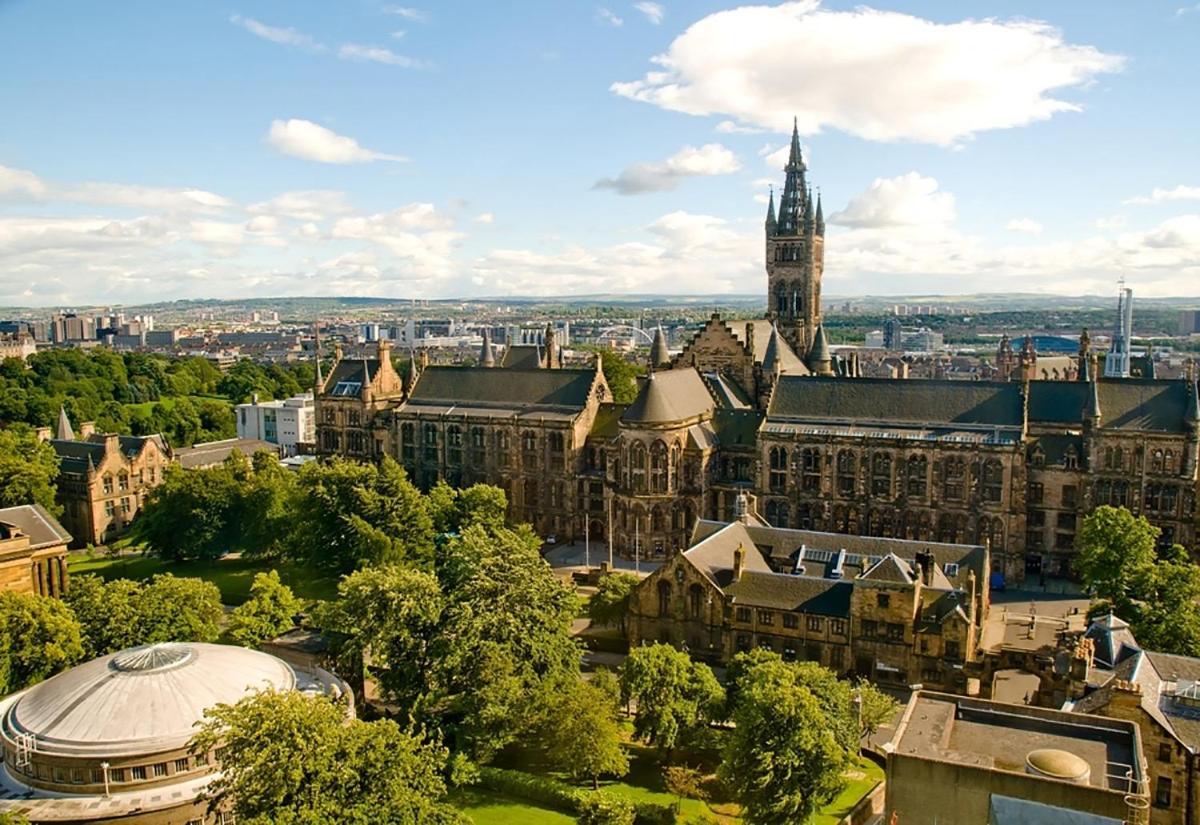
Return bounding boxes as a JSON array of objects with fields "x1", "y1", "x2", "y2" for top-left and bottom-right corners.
[{"x1": 766, "y1": 118, "x2": 825, "y2": 357}]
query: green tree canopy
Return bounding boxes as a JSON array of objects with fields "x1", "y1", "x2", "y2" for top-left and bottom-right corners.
[
  {"x1": 543, "y1": 678, "x2": 629, "y2": 789},
  {"x1": 588, "y1": 572, "x2": 639, "y2": 634},
  {"x1": 66, "y1": 573, "x2": 223, "y2": 656},
  {"x1": 0, "y1": 591, "x2": 84, "y2": 693},
  {"x1": 0, "y1": 426, "x2": 61, "y2": 516},
  {"x1": 1076, "y1": 506, "x2": 1158, "y2": 612},
  {"x1": 228, "y1": 571, "x2": 303, "y2": 648},
  {"x1": 1128, "y1": 550, "x2": 1200, "y2": 657},
  {"x1": 192, "y1": 690, "x2": 466, "y2": 825},
  {"x1": 595, "y1": 350, "x2": 643, "y2": 405},
  {"x1": 720, "y1": 660, "x2": 847, "y2": 824},
  {"x1": 619, "y1": 643, "x2": 724, "y2": 758}
]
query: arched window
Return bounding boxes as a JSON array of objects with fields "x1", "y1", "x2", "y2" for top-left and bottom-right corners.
[
  {"x1": 630, "y1": 442, "x2": 648, "y2": 493},
  {"x1": 1165, "y1": 450, "x2": 1176, "y2": 475},
  {"x1": 423, "y1": 423, "x2": 438, "y2": 462},
  {"x1": 906, "y1": 455, "x2": 928, "y2": 499},
  {"x1": 1029, "y1": 446, "x2": 1045, "y2": 468},
  {"x1": 689, "y1": 584, "x2": 704, "y2": 620},
  {"x1": 658, "y1": 580, "x2": 672, "y2": 617},
  {"x1": 446, "y1": 425, "x2": 462, "y2": 465},
  {"x1": 982, "y1": 459, "x2": 1004, "y2": 504},
  {"x1": 401, "y1": 422, "x2": 415, "y2": 460},
  {"x1": 1151, "y1": 449, "x2": 1164, "y2": 474},
  {"x1": 942, "y1": 457, "x2": 965, "y2": 501},
  {"x1": 836, "y1": 451, "x2": 856, "y2": 496},
  {"x1": 669, "y1": 444, "x2": 681, "y2": 491},
  {"x1": 800, "y1": 448, "x2": 821, "y2": 491},
  {"x1": 769, "y1": 446, "x2": 788, "y2": 492},
  {"x1": 1146, "y1": 483, "x2": 1163, "y2": 512},
  {"x1": 766, "y1": 500, "x2": 789, "y2": 528},
  {"x1": 470, "y1": 426, "x2": 486, "y2": 463},
  {"x1": 650, "y1": 441, "x2": 668, "y2": 493},
  {"x1": 871, "y1": 453, "x2": 892, "y2": 496},
  {"x1": 651, "y1": 505, "x2": 666, "y2": 533},
  {"x1": 495, "y1": 430, "x2": 510, "y2": 467}
]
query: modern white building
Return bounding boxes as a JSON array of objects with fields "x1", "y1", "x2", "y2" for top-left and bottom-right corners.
[{"x1": 235, "y1": 392, "x2": 315, "y2": 455}]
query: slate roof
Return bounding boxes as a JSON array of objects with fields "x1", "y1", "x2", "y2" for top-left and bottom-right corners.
[
  {"x1": 702, "y1": 372, "x2": 753, "y2": 409},
  {"x1": 0, "y1": 504, "x2": 72, "y2": 549},
  {"x1": 406, "y1": 366, "x2": 598, "y2": 412},
  {"x1": 622, "y1": 368, "x2": 714, "y2": 426},
  {"x1": 501, "y1": 344, "x2": 544, "y2": 370},
  {"x1": 682, "y1": 520, "x2": 772, "y2": 589},
  {"x1": 588, "y1": 403, "x2": 626, "y2": 439},
  {"x1": 325, "y1": 358, "x2": 381, "y2": 395},
  {"x1": 712, "y1": 409, "x2": 763, "y2": 448},
  {"x1": 1084, "y1": 614, "x2": 1138, "y2": 669},
  {"x1": 767, "y1": 377, "x2": 1023, "y2": 433},
  {"x1": 1028, "y1": 379, "x2": 1191, "y2": 432},
  {"x1": 726, "y1": 571, "x2": 852, "y2": 617},
  {"x1": 51, "y1": 434, "x2": 168, "y2": 475},
  {"x1": 861, "y1": 553, "x2": 915, "y2": 584},
  {"x1": 175, "y1": 438, "x2": 279, "y2": 469},
  {"x1": 760, "y1": 326, "x2": 810, "y2": 376}
]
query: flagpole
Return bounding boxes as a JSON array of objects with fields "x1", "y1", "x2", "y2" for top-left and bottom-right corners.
[{"x1": 584, "y1": 515, "x2": 590, "y2": 570}]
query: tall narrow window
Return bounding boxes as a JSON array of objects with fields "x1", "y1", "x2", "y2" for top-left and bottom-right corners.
[{"x1": 769, "y1": 446, "x2": 788, "y2": 492}]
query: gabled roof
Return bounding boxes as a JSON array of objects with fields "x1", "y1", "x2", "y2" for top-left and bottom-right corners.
[
  {"x1": 701, "y1": 372, "x2": 753, "y2": 409},
  {"x1": 1084, "y1": 614, "x2": 1138, "y2": 669},
  {"x1": 0, "y1": 504, "x2": 71, "y2": 549},
  {"x1": 1028, "y1": 379, "x2": 1191, "y2": 432},
  {"x1": 325, "y1": 358, "x2": 380, "y2": 395},
  {"x1": 682, "y1": 521, "x2": 772, "y2": 588},
  {"x1": 767, "y1": 377, "x2": 1023, "y2": 429},
  {"x1": 51, "y1": 434, "x2": 168, "y2": 474},
  {"x1": 726, "y1": 571, "x2": 851, "y2": 617},
  {"x1": 860, "y1": 553, "x2": 914, "y2": 584},
  {"x1": 760, "y1": 326, "x2": 809, "y2": 376},
  {"x1": 501, "y1": 344, "x2": 544, "y2": 370},
  {"x1": 622, "y1": 368, "x2": 714, "y2": 426},
  {"x1": 407, "y1": 366, "x2": 598, "y2": 412}
]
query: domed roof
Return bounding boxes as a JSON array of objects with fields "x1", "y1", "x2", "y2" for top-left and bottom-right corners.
[
  {"x1": 621, "y1": 368, "x2": 714, "y2": 427},
  {"x1": 6, "y1": 642, "x2": 297, "y2": 758},
  {"x1": 1025, "y1": 748, "x2": 1090, "y2": 781}
]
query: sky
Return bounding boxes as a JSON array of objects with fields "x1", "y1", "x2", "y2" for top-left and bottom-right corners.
[{"x1": 1, "y1": 0, "x2": 1199, "y2": 306}]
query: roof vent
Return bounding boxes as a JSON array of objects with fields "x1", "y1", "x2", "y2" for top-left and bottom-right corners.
[
  {"x1": 110, "y1": 643, "x2": 195, "y2": 674},
  {"x1": 1025, "y1": 748, "x2": 1090, "y2": 785}
]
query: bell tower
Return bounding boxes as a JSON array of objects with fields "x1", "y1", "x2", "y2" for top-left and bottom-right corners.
[{"x1": 766, "y1": 118, "x2": 825, "y2": 357}]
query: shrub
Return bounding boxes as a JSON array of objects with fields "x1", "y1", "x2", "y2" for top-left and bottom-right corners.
[
  {"x1": 633, "y1": 801, "x2": 679, "y2": 825},
  {"x1": 476, "y1": 767, "x2": 582, "y2": 813},
  {"x1": 578, "y1": 794, "x2": 636, "y2": 825}
]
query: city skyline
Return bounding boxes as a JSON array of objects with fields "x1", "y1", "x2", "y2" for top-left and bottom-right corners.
[{"x1": 2, "y1": 1, "x2": 1199, "y2": 306}]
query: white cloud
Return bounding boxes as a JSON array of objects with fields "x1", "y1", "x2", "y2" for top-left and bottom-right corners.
[
  {"x1": 0, "y1": 164, "x2": 233, "y2": 214},
  {"x1": 1125, "y1": 185, "x2": 1200, "y2": 205},
  {"x1": 383, "y1": 6, "x2": 428, "y2": 22},
  {"x1": 1095, "y1": 215, "x2": 1126, "y2": 231},
  {"x1": 391, "y1": 30, "x2": 407, "y2": 39},
  {"x1": 594, "y1": 143, "x2": 741, "y2": 195},
  {"x1": 716, "y1": 120, "x2": 764, "y2": 134},
  {"x1": 598, "y1": 7, "x2": 624, "y2": 26},
  {"x1": 831, "y1": 173, "x2": 955, "y2": 228},
  {"x1": 1006, "y1": 217, "x2": 1043, "y2": 235},
  {"x1": 475, "y1": 212, "x2": 495, "y2": 224},
  {"x1": 612, "y1": 1, "x2": 1124, "y2": 145},
  {"x1": 338, "y1": 44, "x2": 427, "y2": 69},
  {"x1": 266, "y1": 119, "x2": 408, "y2": 164},
  {"x1": 0, "y1": 165, "x2": 49, "y2": 199},
  {"x1": 245, "y1": 215, "x2": 280, "y2": 233},
  {"x1": 634, "y1": 2, "x2": 664, "y2": 24},
  {"x1": 247, "y1": 190, "x2": 354, "y2": 221},
  {"x1": 229, "y1": 15, "x2": 326, "y2": 53}
]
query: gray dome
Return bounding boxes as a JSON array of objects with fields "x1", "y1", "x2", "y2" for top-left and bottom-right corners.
[{"x1": 6, "y1": 642, "x2": 297, "y2": 758}]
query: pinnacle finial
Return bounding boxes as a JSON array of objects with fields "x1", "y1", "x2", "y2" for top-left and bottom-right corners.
[{"x1": 765, "y1": 186, "x2": 777, "y2": 226}]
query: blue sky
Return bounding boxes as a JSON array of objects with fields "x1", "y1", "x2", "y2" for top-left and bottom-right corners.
[{"x1": 1, "y1": 0, "x2": 1198, "y2": 305}]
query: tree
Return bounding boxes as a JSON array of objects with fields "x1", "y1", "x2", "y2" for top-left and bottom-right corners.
[
  {"x1": 0, "y1": 812, "x2": 30, "y2": 824},
  {"x1": 588, "y1": 572, "x2": 639, "y2": 635},
  {"x1": 427, "y1": 482, "x2": 509, "y2": 536},
  {"x1": 134, "y1": 463, "x2": 241, "y2": 561},
  {"x1": 544, "y1": 678, "x2": 629, "y2": 789},
  {"x1": 855, "y1": 679, "x2": 900, "y2": 741},
  {"x1": 63, "y1": 575, "x2": 145, "y2": 658},
  {"x1": 192, "y1": 690, "x2": 466, "y2": 825},
  {"x1": 595, "y1": 350, "x2": 643, "y2": 404},
  {"x1": 720, "y1": 666, "x2": 847, "y2": 825},
  {"x1": 0, "y1": 426, "x2": 61, "y2": 516},
  {"x1": 1076, "y1": 506, "x2": 1158, "y2": 612},
  {"x1": 663, "y1": 765, "x2": 708, "y2": 811},
  {"x1": 1130, "y1": 550, "x2": 1200, "y2": 657},
  {"x1": 134, "y1": 574, "x2": 224, "y2": 644},
  {"x1": 228, "y1": 571, "x2": 302, "y2": 648},
  {"x1": 0, "y1": 591, "x2": 84, "y2": 693},
  {"x1": 619, "y1": 643, "x2": 724, "y2": 758}
]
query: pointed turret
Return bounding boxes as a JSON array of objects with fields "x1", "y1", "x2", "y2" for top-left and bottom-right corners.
[
  {"x1": 815, "y1": 191, "x2": 825, "y2": 236},
  {"x1": 1085, "y1": 373, "x2": 1102, "y2": 423},
  {"x1": 765, "y1": 186, "x2": 776, "y2": 232},
  {"x1": 803, "y1": 187, "x2": 815, "y2": 236},
  {"x1": 776, "y1": 117, "x2": 808, "y2": 235},
  {"x1": 479, "y1": 328, "x2": 496, "y2": 367},
  {"x1": 649, "y1": 326, "x2": 670, "y2": 370},
  {"x1": 56, "y1": 406, "x2": 74, "y2": 441},
  {"x1": 1077, "y1": 328, "x2": 1091, "y2": 382},
  {"x1": 407, "y1": 348, "x2": 419, "y2": 389},
  {"x1": 807, "y1": 324, "x2": 833, "y2": 376},
  {"x1": 313, "y1": 324, "x2": 325, "y2": 393}
]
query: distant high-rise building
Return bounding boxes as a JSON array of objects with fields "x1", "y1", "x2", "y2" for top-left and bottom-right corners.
[
  {"x1": 1104, "y1": 285, "x2": 1133, "y2": 379},
  {"x1": 883, "y1": 317, "x2": 903, "y2": 350}
]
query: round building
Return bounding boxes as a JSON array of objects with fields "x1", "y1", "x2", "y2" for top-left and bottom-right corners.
[{"x1": 0, "y1": 641, "x2": 351, "y2": 824}]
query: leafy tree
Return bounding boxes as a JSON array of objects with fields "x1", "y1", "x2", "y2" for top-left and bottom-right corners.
[
  {"x1": 1129, "y1": 550, "x2": 1200, "y2": 657},
  {"x1": 228, "y1": 571, "x2": 303, "y2": 648},
  {"x1": 288, "y1": 457, "x2": 434, "y2": 572},
  {"x1": 595, "y1": 350, "x2": 643, "y2": 405},
  {"x1": 192, "y1": 690, "x2": 466, "y2": 825},
  {"x1": 544, "y1": 678, "x2": 629, "y2": 789},
  {"x1": 134, "y1": 463, "x2": 240, "y2": 561},
  {"x1": 1076, "y1": 506, "x2": 1158, "y2": 612},
  {"x1": 619, "y1": 643, "x2": 724, "y2": 758},
  {"x1": 428, "y1": 482, "x2": 510, "y2": 536},
  {"x1": 63, "y1": 575, "x2": 146, "y2": 658},
  {"x1": 588, "y1": 572, "x2": 639, "y2": 635},
  {"x1": 134, "y1": 574, "x2": 224, "y2": 644},
  {"x1": 720, "y1": 663, "x2": 847, "y2": 825},
  {"x1": 855, "y1": 679, "x2": 900, "y2": 740},
  {"x1": 0, "y1": 591, "x2": 84, "y2": 693},
  {"x1": 663, "y1": 765, "x2": 708, "y2": 811},
  {"x1": 0, "y1": 811, "x2": 30, "y2": 824},
  {"x1": 0, "y1": 426, "x2": 61, "y2": 515}
]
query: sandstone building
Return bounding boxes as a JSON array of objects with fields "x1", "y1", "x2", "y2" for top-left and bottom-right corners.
[
  {"x1": 0, "y1": 504, "x2": 70, "y2": 598},
  {"x1": 627, "y1": 504, "x2": 989, "y2": 692},
  {"x1": 314, "y1": 133, "x2": 1200, "y2": 584}
]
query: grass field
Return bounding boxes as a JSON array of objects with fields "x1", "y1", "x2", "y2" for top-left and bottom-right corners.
[
  {"x1": 123, "y1": 393, "x2": 230, "y2": 416},
  {"x1": 67, "y1": 551, "x2": 339, "y2": 605},
  {"x1": 813, "y1": 757, "x2": 884, "y2": 825},
  {"x1": 450, "y1": 788, "x2": 575, "y2": 825}
]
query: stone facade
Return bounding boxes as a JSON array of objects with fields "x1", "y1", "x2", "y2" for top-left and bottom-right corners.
[
  {"x1": 48, "y1": 424, "x2": 172, "y2": 548},
  {"x1": 628, "y1": 513, "x2": 989, "y2": 691},
  {"x1": 0, "y1": 505, "x2": 71, "y2": 598}
]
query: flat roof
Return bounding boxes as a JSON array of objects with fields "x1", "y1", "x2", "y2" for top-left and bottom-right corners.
[{"x1": 891, "y1": 692, "x2": 1141, "y2": 793}]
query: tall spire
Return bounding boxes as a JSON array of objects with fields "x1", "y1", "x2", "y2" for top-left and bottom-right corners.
[
  {"x1": 407, "y1": 347, "x2": 419, "y2": 389},
  {"x1": 56, "y1": 406, "x2": 74, "y2": 441},
  {"x1": 807, "y1": 324, "x2": 833, "y2": 376},
  {"x1": 776, "y1": 116, "x2": 808, "y2": 235},
  {"x1": 1085, "y1": 371, "x2": 1102, "y2": 422},
  {"x1": 815, "y1": 190, "x2": 824, "y2": 236},
  {"x1": 765, "y1": 186, "x2": 776, "y2": 230},
  {"x1": 650, "y1": 325, "x2": 670, "y2": 370},
  {"x1": 480, "y1": 328, "x2": 495, "y2": 367}
]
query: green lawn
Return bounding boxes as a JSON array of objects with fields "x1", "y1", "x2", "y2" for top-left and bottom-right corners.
[
  {"x1": 67, "y1": 551, "x2": 339, "y2": 605},
  {"x1": 812, "y1": 757, "x2": 885, "y2": 825},
  {"x1": 450, "y1": 788, "x2": 575, "y2": 825}
]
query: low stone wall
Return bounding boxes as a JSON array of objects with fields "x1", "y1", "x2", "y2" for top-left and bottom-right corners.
[{"x1": 840, "y1": 780, "x2": 885, "y2": 825}]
